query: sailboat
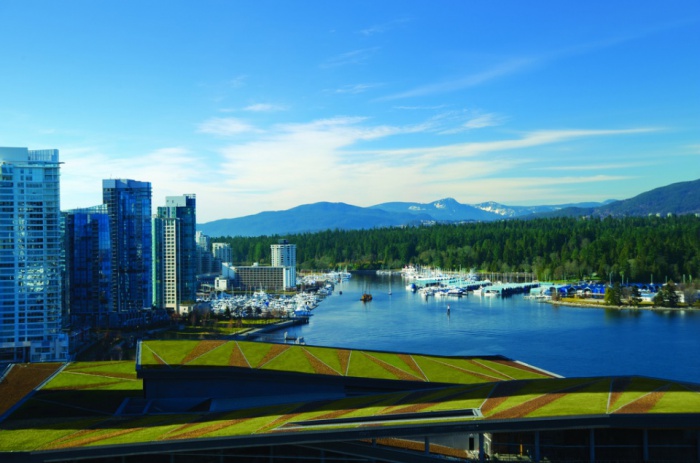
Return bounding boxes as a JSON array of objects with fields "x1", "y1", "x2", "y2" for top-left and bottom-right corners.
[{"x1": 388, "y1": 277, "x2": 392, "y2": 296}]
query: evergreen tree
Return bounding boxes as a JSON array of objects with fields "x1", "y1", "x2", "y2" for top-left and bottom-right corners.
[
  {"x1": 604, "y1": 282, "x2": 622, "y2": 306},
  {"x1": 653, "y1": 282, "x2": 680, "y2": 307}
]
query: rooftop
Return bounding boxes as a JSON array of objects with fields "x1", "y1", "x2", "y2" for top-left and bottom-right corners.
[{"x1": 1, "y1": 341, "x2": 699, "y2": 462}]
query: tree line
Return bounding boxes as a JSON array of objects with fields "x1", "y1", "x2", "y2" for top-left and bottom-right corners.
[{"x1": 213, "y1": 215, "x2": 700, "y2": 283}]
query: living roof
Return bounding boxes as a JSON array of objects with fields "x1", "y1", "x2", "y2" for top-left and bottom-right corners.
[
  {"x1": 137, "y1": 339, "x2": 555, "y2": 383},
  {"x1": 1, "y1": 342, "x2": 700, "y2": 459}
]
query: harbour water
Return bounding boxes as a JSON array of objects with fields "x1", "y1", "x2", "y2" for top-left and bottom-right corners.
[{"x1": 283, "y1": 273, "x2": 700, "y2": 384}]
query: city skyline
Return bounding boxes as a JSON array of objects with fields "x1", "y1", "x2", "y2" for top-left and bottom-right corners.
[{"x1": 1, "y1": 1, "x2": 698, "y2": 222}]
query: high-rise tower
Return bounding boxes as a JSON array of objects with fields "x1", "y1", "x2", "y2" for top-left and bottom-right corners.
[
  {"x1": 63, "y1": 205, "x2": 111, "y2": 329},
  {"x1": 0, "y1": 147, "x2": 68, "y2": 362},
  {"x1": 153, "y1": 194, "x2": 196, "y2": 313},
  {"x1": 102, "y1": 179, "x2": 152, "y2": 318},
  {"x1": 271, "y1": 239, "x2": 297, "y2": 289}
]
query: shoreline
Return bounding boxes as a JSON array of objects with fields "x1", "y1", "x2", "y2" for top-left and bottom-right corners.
[{"x1": 544, "y1": 299, "x2": 699, "y2": 311}]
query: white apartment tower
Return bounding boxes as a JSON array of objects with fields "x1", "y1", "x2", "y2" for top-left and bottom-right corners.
[
  {"x1": 0, "y1": 147, "x2": 68, "y2": 362},
  {"x1": 212, "y1": 242, "x2": 232, "y2": 264},
  {"x1": 271, "y1": 239, "x2": 297, "y2": 289}
]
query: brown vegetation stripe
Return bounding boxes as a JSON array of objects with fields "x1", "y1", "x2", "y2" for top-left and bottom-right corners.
[
  {"x1": 45, "y1": 427, "x2": 146, "y2": 449},
  {"x1": 480, "y1": 381, "x2": 526, "y2": 415},
  {"x1": 66, "y1": 371, "x2": 136, "y2": 380},
  {"x1": 432, "y1": 359, "x2": 503, "y2": 382},
  {"x1": 156, "y1": 413, "x2": 227, "y2": 440},
  {"x1": 0, "y1": 364, "x2": 62, "y2": 415},
  {"x1": 490, "y1": 359, "x2": 552, "y2": 377},
  {"x1": 170, "y1": 418, "x2": 248, "y2": 440},
  {"x1": 607, "y1": 377, "x2": 632, "y2": 412},
  {"x1": 302, "y1": 349, "x2": 340, "y2": 376},
  {"x1": 181, "y1": 340, "x2": 227, "y2": 365},
  {"x1": 469, "y1": 360, "x2": 513, "y2": 380},
  {"x1": 488, "y1": 381, "x2": 596, "y2": 420},
  {"x1": 257, "y1": 344, "x2": 290, "y2": 368},
  {"x1": 55, "y1": 381, "x2": 126, "y2": 391},
  {"x1": 398, "y1": 354, "x2": 428, "y2": 381},
  {"x1": 310, "y1": 396, "x2": 391, "y2": 422},
  {"x1": 383, "y1": 388, "x2": 475, "y2": 415},
  {"x1": 337, "y1": 349, "x2": 351, "y2": 376},
  {"x1": 229, "y1": 342, "x2": 250, "y2": 368},
  {"x1": 44, "y1": 427, "x2": 104, "y2": 448},
  {"x1": 364, "y1": 354, "x2": 423, "y2": 382},
  {"x1": 255, "y1": 413, "x2": 302, "y2": 433},
  {"x1": 151, "y1": 350, "x2": 167, "y2": 365},
  {"x1": 614, "y1": 386, "x2": 670, "y2": 414}
]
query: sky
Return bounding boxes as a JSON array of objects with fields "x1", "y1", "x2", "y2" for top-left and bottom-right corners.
[{"x1": 1, "y1": 1, "x2": 698, "y2": 223}]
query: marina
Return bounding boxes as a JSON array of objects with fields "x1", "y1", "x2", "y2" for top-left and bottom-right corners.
[{"x1": 281, "y1": 272, "x2": 700, "y2": 385}]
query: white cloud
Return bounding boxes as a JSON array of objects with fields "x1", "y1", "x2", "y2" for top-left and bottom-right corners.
[
  {"x1": 243, "y1": 103, "x2": 287, "y2": 112},
  {"x1": 197, "y1": 117, "x2": 259, "y2": 136},
  {"x1": 438, "y1": 112, "x2": 507, "y2": 134},
  {"x1": 60, "y1": 146, "x2": 216, "y2": 208}
]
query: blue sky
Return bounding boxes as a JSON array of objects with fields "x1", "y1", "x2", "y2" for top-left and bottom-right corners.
[{"x1": 1, "y1": 1, "x2": 698, "y2": 222}]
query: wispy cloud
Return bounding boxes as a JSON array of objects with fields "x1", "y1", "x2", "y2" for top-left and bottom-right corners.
[
  {"x1": 438, "y1": 112, "x2": 507, "y2": 134},
  {"x1": 358, "y1": 18, "x2": 411, "y2": 36},
  {"x1": 394, "y1": 104, "x2": 450, "y2": 111},
  {"x1": 321, "y1": 47, "x2": 380, "y2": 68},
  {"x1": 333, "y1": 83, "x2": 382, "y2": 94},
  {"x1": 228, "y1": 75, "x2": 247, "y2": 88},
  {"x1": 378, "y1": 58, "x2": 535, "y2": 101},
  {"x1": 541, "y1": 161, "x2": 656, "y2": 171},
  {"x1": 243, "y1": 103, "x2": 287, "y2": 112},
  {"x1": 378, "y1": 21, "x2": 697, "y2": 102},
  {"x1": 354, "y1": 128, "x2": 660, "y2": 161},
  {"x1": 197, "y1": 117, "x2": 259, "y2": 136}
]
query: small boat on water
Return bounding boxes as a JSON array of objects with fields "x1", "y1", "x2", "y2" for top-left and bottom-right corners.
[{"x1": 361, "y1": 293, "x2": 373, "y2": 302}]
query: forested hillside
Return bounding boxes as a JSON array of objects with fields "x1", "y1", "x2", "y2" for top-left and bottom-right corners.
[{"x1": 213, "y1": 215, "x2": 700, "y2": 283}]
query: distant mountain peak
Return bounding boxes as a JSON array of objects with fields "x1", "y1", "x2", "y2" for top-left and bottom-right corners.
[
  {"x1": 197, "y1": 179, "x2": 699, "y2": 237},
  {"x1": 432, "y1": 197, "x2": 458, "y2": 209}
]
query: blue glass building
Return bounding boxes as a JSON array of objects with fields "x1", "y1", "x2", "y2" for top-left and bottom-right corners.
[
  {"x1": 63, "y1": 205, "x2": 111, "y2": 329},
  {"x1": 102, "y1": 179, "x2": 152, "y2": 326}
]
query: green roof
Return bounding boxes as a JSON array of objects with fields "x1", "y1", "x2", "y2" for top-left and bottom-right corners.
[
  {"x1": 1, "y1": 341, "x2": 699, "y2": 456},
  {"x1": 137, "y1": 340, "x2": 554, "y2": 383}
]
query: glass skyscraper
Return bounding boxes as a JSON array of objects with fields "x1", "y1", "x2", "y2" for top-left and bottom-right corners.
[
  {"x1": 0, "y1": 147, "x2": 68, "y2": 362},
  {"x1": 63, "y1": 205, "x2": 111, "y2": 329},
  {"x1": 102, "y1": 179, "x2": 152, "y2": 320},
  {"x1": 153, "y1": 194, "x2": 197, "y2": 313}
]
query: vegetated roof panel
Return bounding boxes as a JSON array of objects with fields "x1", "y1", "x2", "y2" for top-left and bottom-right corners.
[{"x1": 3, "y1": 341, "x2": 700, "y2": 458}]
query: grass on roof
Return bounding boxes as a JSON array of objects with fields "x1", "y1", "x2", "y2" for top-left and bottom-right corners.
[
  {"x1": 608, "y1": 377, "x2": 668, "y2": 413},
  {"x1": 482, "y1": 377, "x2": 597, "y2": 418},
  {"x1": 476, "y1": 359, "x2": 551, "y2": 380},
  {"x1": 302, "y1": 346, "x2": 344, "y2": 374},
  {"x1": 413, "y1": 355, "x2": 494, "y2": 384},
  {"x1": 523, "y1": 378, "x2": 610, "y2": 418},
  {"x1": 260, "y1": 347, "x2": 317, "y2": 374},
  {"x1": 651, "y1": 383, "x2": 700, "y2": 412}
]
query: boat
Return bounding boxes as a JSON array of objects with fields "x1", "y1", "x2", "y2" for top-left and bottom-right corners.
[
  {"x1": 484, "y1": 289, "x2": 500, "y2": 297},
  {"x1": 361, "y1": 293, "x2": 373, "y2": 302}
]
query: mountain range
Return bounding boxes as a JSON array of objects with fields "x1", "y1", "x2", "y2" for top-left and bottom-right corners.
[{"x1": 197, "y1": 178, "x2": 700, "y2": 237}]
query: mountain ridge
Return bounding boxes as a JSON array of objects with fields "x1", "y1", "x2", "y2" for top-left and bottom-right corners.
[{"x1": 197, "y1": 178, "x2": 700, "y2": 237}]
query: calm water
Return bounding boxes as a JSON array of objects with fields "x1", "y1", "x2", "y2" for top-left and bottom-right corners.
[{"x1": 284, "y1": 274, "x2": 700, "y2": 384}]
